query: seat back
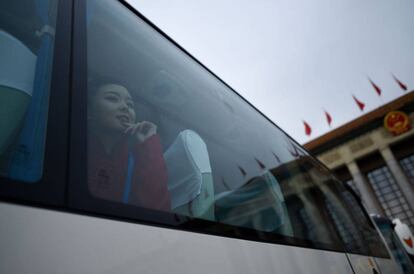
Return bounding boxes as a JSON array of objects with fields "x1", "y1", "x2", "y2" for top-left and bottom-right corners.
[
  {"x1": 0, "y1": 30, "x2": 36, "y2": 171},
  {"x1": 215, "y1": 170, "x2": 292, "y2": 234},
  {"x1": 164, "y1": 130, "x2": 215, "y2": 221},
  {"x1": 7, "y1": 0, "x2": 55, "y2": 182}
]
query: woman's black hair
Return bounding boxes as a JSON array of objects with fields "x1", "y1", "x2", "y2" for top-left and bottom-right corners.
[{"x1": 87, "y1": 75, "x2": 127, "y2": 103}]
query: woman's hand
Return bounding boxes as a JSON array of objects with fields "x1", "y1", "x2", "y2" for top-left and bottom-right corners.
[{"x1": 125, "y1": 121, "x2": 157, "y2": 143}]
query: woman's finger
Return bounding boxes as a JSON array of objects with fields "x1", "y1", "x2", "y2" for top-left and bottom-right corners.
[
  {"x1": 124, "y1": 125, "x2": 133, "y2": 134},
  {"x1": 132, "y1": 122, "x2": 143, "y2": 136},
  {"x1": 141, "y1": 121, "x2": 156, "y2": 134},
  {"x1": 141, "y1": 122, "x2": 151, "y2": 135}
]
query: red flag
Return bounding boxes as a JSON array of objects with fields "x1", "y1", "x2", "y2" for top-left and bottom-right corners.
[
  {"x1": 272, "y1": 152, "x2": 281, "y2": 163},
  {"x1": 324, "y1": 110, "x2": 332, "y2": 126},
  {"x1": 303, "y1": 121, "x2": 312, "y2": 136},
  {"x1": 352, "y1": 95, "x2": 365, "y2": 111},
  {"x1": 221, "y1": 177, "x2": 231, "y2": 190},
  {"x1": 392, "y1": 74, "x2": 408, "y2": 91},
  {"x1": 255, "y1": 158, "x2": 266, "y2": 169},
  {"x1": 368, "y1": 78, "x2": 382, "y2": 96},
  {"x1": 238, "y1": 166, "x2": 247, "y2": 177}
]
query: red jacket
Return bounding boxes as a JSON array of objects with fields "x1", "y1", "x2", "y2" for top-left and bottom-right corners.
[{"x1": 88, "y1": 134, "x2": 171, "y2": 211}]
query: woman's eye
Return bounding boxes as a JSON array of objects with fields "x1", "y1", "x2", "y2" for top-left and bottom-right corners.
[{"x1": 105, "y1": 96, "x2": 118, "y2": 102}]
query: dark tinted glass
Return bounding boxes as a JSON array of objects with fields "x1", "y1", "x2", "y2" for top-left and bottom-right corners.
[
  {"x1": 0, "y1": 0, "x2": 58, "y2": 182},
  {"x1": 400, "y1": 154, "x2": 414, "y2": 185},
  {"x1": 327, "y1": 181, "x2": 389, "y2": 257},
  {"x1": 367, "y1": 166, "x2": 414, "y2": 229},
  {"x1": 82, "y1": 0, "x2": 389, "y2": 255}
]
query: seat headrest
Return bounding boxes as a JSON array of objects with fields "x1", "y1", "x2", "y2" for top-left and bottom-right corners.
[
  {"x1": 0, "y1": 30, "x2": 36, "y2": 96},
  {"x1": 215, "y1": 171, "x2": 286, "y2": 232},
  {"x1": 164, "y1": 130, "x2": 212, "y2": 209}
]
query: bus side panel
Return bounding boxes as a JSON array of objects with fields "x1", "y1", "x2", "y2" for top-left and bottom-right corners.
[
  {"x1": 347, "y1": 253, "x2": 401, "y2": 274},
  {"x1": 0, "y1": 202, "x2": 354, "y2": 274},
  {"x1": 374, "y1": 257, "x2": 405, "y2": 274}
]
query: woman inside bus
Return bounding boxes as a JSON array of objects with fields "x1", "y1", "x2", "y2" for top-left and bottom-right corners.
[{"x1": 87, "y1": 82, "x2": 171, "y2": 211}]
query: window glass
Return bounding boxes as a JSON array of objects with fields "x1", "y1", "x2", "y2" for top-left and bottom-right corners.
[
  {"x1": 372, "y1": 216, "x2": 414, "y2": 273},
  {"x1": 0, "y1": 0, "x2": 58, "y2": 182},
  {"x1": 85, "y1": 0, "x2": 388, "y2": 254},
  {"x1": 325, "y1": 180, "x2": 389, "y2": 257},
  {"x1": 400, "y1": 154, "x2": 414, "y2": 185},
  {"x1": 367, "y1": 166, "x2": 414, "y2": 230},
  {"x1": 345, "y1": 179, "x2": 361, "y2": 197}
]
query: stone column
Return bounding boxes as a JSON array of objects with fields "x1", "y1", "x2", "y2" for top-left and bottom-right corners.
[
  {"x1": 347, "y1": 161, "x2": 384, "y2": 215},
  {"x1": 380, "y1": 146, "x2": 414, "y2": 212}
]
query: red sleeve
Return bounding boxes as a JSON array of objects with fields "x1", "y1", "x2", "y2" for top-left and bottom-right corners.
[{"x1": 130, "y1": 134, "x2": 171, "y2": 211}]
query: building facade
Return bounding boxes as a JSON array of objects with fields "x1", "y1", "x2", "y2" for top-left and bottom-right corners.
[{"x1": 304, "y1": 91, "x2": 414, "y2": 230}]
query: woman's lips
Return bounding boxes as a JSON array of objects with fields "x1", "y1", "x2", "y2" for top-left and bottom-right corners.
[{"x1": 116, "y1": 115, "x2": 130, "y2": 126}]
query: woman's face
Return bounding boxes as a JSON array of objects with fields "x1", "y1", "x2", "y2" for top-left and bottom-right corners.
[{"x1": 89, "y1": 84, "x2": 136, "y2": 134}]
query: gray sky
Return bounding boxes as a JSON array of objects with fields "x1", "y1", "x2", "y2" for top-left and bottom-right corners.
[{"x1": 128, "y1": 0, "x2": 414, "y2": 144}]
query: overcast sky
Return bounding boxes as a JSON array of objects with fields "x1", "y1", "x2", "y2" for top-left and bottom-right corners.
[{"x1": 128, "y1": 0, "x2": 414, "y2": 144}]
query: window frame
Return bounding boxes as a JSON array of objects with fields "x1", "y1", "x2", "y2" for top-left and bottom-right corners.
[
  {"x1": 0, "y1": 0, "x2": 72, "y2": 207},
  {"x1": 67, "y1": 0, "x2": 390, "y2": 257}
]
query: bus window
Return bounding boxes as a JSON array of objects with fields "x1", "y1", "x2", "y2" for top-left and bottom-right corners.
[
  {"x1": 320, "y1": 178, "x2": 388, "y2": 257},
  {"x1": 0, "y1": 0, "x2": 58, "y2": 182},
  {"x1": 80, "y1": 0, "x2": 389, "y2": 256}
]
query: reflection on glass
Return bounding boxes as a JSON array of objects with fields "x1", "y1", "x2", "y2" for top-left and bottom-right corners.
[
  {"x1": 0, "y1": 0, "x2": 58, "y2": 182},
  {"x1": 216, "y1": 169, "x2": 292, "y2": 235},
  {"x1": 85, "y1": 0, "x2": 389, "y2": 255}
]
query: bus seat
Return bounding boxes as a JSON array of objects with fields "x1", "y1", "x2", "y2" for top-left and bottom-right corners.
[
  {"x1": 8, "y1": 0, "x2": 55, "y2": 182},
  {"x1": 215, "y1": 170, "x2": 293, "y2": 235},
  {"x1": 164, "y1": 129, "x2": 215, "y2": 221},
  {"x1": 0, "y1": 30, "x2": 36, "y2": 157}
]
